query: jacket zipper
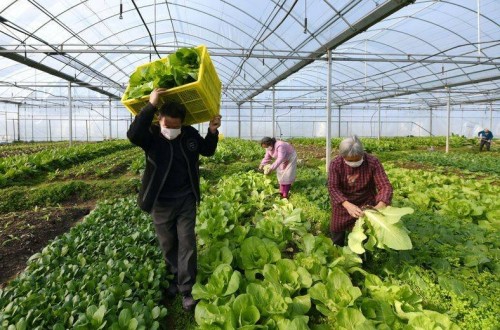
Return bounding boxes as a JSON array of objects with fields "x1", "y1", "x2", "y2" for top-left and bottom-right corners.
[
  {"x1": 147, "y1": 135, "x2": 174, "y2": 206},
  {"x1": 179, "y1": 134, "x2": 200, "y2": 202}
]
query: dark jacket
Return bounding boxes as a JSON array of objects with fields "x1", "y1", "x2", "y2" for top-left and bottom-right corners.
[
  {"x1": 478, "y1": 130, "x2": 493, "y2": 141},
  {"x1": 127, "y1": 103, "x2": 218, "y2": 213}
]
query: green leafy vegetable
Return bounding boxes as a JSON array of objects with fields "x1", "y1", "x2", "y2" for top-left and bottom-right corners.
[
  {"x1": 124, "y1": 47, "x2": 200, "y2": 100},
  {"x1": 348, "y1": 206, "x2": 414, "y2": 254},
  {"x1": 309, "y1": 267, "x2": 362, "y2": 318}
]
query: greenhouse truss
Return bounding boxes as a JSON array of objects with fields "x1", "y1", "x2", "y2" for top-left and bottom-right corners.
[{"x1": 0, "y1": 0, "x2": 498, "y2": 143}]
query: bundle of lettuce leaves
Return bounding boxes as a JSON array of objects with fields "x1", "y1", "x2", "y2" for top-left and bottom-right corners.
[{"x1": 124, "y1": 47, "x2": 200, "y2": 100}]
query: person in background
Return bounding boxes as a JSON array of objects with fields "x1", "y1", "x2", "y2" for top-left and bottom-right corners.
[
  {"x1": 478, "y1": 128, "x2": 493, "y2": 151},
  {"x1": 127, "y1": 88, "x2": 221, "y2": 311},
  {"x1": 327, "y1": 135, "x2": 393, "y2": 246},
  {"x1": 258, "y1": 137, "x2": 297, "y2": 199}
]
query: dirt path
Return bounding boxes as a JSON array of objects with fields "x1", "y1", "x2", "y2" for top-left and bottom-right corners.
[{"x1": 0, "y1": 201, "x2": 95, "y2": 287}]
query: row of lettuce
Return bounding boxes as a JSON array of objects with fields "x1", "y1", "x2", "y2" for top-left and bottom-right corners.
[
  {"x1": 0, "y1": 143, "x2": 141, "y2": 214},
  {"x1": 0, "y1": 140, "x2": 134, "y2": 188},
  {"x1": 0, "y1": 136, "x2": 495, "y2": 191},
  {"x1": 0, "y1": 171, "x2": 462, "y2": 329},
  {"x1": 287, "y1": 135, "x2": 477, "y2": 151},
  {"x1": 1, "y1": 137, "x2": 498, "y2": 329}
]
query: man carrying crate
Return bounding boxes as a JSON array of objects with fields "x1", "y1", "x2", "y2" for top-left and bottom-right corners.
[{"x1": 127, "y1": 88, "x2": 221, "y2": 311}]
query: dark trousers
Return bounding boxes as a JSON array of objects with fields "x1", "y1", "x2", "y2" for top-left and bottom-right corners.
[
  {"x1": 480, "y1": 139, "x2": 491, "y2": 151},
  {"x1": 151, "y1": 193, "x2": 197, "y2": 295},
  {"x1": 330, "y1": 231, "x2": 347, "y2": 247}
]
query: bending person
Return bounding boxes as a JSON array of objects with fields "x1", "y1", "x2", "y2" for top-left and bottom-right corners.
[
  {"x1": 478, "y1": 128, "x2": 493, "y2": 151},
  {"x1": 327, "y1": 135, "x2": 393, "y2": 246},
  {"x1": 259, "y1": 137, "x2": 297, "y2": 198}
]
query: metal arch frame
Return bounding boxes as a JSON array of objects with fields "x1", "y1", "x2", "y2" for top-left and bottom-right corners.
[
  {"x1": 344, "y1": 36, "x2": 448, "y2": 84},
  {"x1": 1, "y1": 43, "x2": 498, "y2": 104},
  {"x1": 221, "y1": 0, "x2": 360, "y2": 100},
  {"x1": 434, "y1": 0, "x2": 500, "y2": 46},
  {"x1": 232, "y1": 0, "x2": 366, "y2": 102},
  {"x1": 60, "y1": 1, "x2": 297, "y2": 101},
  {"x1": 0, "y1": 2, "x2": 430, "y2": 105},
  {"x1": 0, "y1": 0, "x2": 498, "y2": 112},
  {"x1": 222, "y1": 0, "x2": 296, "y2": 87},
  {"x1": 294, "y1": 38, "x2": 500, "y2": 105},
  {"x1": 122, "y1": 0, "x2": 304, "y2": 100},
  {"x1": 344, "y1": 74, "x2": 500, "y2": 106},
  {"x1": 333, "y1": 23, "x2": 477, "y2": 102},
  {"x1": 65, "y1": 9, "x2": 254, "y2": 89},
  {"x1": 0, "y1": 46, "x2": 120, "y2": 100},
  {"x1": 333, "y1": 0, "x2": 500, "y2": 102},
  {"x1": 0, "y1": 2, "x2": 125, "y2": 92},
  {"x1": 237, "y1": 0, "x2": 416, "y2": 105},
  {"x1": 27, "y1": 0, "x2": 129, "y2": 78},
  {"x1": 1, "y1": 1, "x2": 276, "y2": 101}
]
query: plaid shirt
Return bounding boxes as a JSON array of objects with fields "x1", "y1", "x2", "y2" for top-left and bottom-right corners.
[{"x1": 327, "y1": 153, "x2": 393, "y2": 232}]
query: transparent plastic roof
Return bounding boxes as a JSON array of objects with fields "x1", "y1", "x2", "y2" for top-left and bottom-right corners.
[{"x1": 0, "y1": 0, "x2": 499, "y2": 111}]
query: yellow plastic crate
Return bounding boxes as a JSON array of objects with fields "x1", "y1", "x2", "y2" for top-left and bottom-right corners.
[{"x1": 121, "y1": 45, "x2": 221, "y2": 126}]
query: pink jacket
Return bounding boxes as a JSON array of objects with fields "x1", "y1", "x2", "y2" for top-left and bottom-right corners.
[{"x1": 260, "y1": 141, "x2": 295, "y2": 171}]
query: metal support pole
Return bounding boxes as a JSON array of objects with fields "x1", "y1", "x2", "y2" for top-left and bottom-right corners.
[
  {"x1": 477, "y1": 0, "x2": 481, "y2": 57},
  {"x1": 338, "y1": 106, "x2": 341, "y2": 137},
  {"x1": 326, "y1": 49, "x2": 332, "y2": 172},
  {"x1": 446, "y1": 88, "x2": 451, "y2": 153},
  {"x1": 238, "y1": 105, "x2": 241, "y2": 139},
  {"x1": 86, "y1": 120, "x2": 89, "y2": 142},
  {"x1": 429, "y1": 107, "x2": 433, "y2": 136},
  {"x1": 48, "y1": 119, "x2": 52, "y2": 141},
  {"x1": 116, "y1": 104, "x2": 119, "y2": 139},
  {"x1": 250, "y1": 99, "x2": 253, "y2": 140},
  {"x1": 31, "y1": 114, "x2": 34, "y2": 141},
  {"x1": 378, "y1": 99, "x2": 381, "y2": 140},
  {"x1": 24, "y1": 108, "x2": 27, "y2": 141},
  {"x1": 17, "y1": 104, "x2": 20, "y2": 141},
  {"x1": 272, "y1": 86, "x2": 276, "y2": 138},
  {"x1": 489, "y1": 103, "x2": 493, "y2": 131},
  {"x1": 4, "y1": 112, "x2": 7, "y2": 141},
  {"x1": 68, "y1": 82, "x2": 73, "y2": 146},
  {"x1": 108, "y1": 98, "x2": 112, "y2": 140},
  {"x1": 102, "y1": 109, "x2": 106, "y2": 140}
]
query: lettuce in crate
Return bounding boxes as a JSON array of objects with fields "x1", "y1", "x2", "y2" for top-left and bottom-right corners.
[{"x1": 124, "y1": 47, "x2": 200, "y2": 100}]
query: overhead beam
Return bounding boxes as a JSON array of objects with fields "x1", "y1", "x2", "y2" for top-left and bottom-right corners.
[
  {"x1": 0, "y1": 46, "x2": 121, "y2": 100},
  {"x1": 2, "y1": 48, "x2": 499, "y2": 66},
  {"x1": 0, "y1": 98, "x2": 22, "y2": 105},
  {"x1": 237, "y1": 0, "x2": 416, "y2": 105},
  {"x1": 342, "y1": 74, "x2": 500, "y2": 105}
]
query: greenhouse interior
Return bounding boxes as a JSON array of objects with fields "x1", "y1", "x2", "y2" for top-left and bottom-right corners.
[
  {"x1": 0, "y1": 1, "x2": 499, "y2": 330},
  {"x1": 0, "y1": 0, "x2": 498, "y2": 142}
]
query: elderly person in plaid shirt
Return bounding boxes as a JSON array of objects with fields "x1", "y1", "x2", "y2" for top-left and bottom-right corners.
[{"x1": 327, "y1": 135, "x2": 393, "y2": 246}]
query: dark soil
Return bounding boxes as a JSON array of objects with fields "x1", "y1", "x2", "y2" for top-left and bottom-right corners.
[
  {"x1": 0, "y1": 202, "x2": 94, "y2": 287},
  {"x1": 294, "y1": 144, "x2": 330, "y2": 160}
]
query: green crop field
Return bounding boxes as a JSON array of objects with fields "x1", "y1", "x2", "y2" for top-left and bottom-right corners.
[{"x1": 0, "y1": 137, "x2": 498, "y2": 329}]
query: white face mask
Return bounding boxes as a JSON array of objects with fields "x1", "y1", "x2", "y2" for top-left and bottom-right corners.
[
  {"x1": 345, "y1": 158, "x2": 364, "y2": 168},
  {"x1": 266, "y1": 146, "x2": 273, "y2": 151},
  {"x1": 161, "y1": 127, "x2": 181, "y2": 140}
]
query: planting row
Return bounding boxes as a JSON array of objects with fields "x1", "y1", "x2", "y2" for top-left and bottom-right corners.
[
  {"x1": 1, "y1": 171, "x2": 461, "y2": 329},
  {"x1": 0, "y1": 141, "x2": 134, "y2": 188}
]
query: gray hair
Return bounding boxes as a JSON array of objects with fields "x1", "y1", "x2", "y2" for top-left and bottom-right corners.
[{"x1": 338, "y1": 135, "x2": 364, "y2": 157}]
